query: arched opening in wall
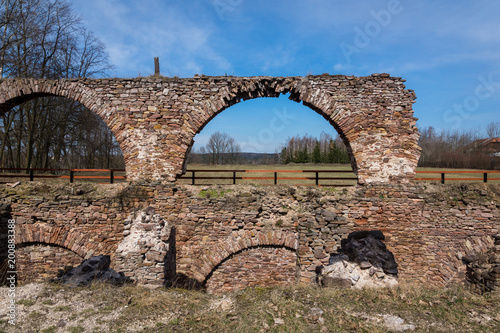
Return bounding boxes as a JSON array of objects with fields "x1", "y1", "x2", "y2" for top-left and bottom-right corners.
[
  {"x1": 0, "y1": 95, "x2": 125, "y2": 182},
  {"x1": 203, "y1": 245, "x2": 298, "y2": 294},
  {"x1": 179, "y1": 93, "x2": 358, "y2": 186},
  {"x1": 15, "y1": 242, "x2": 83, "y2": 284}
]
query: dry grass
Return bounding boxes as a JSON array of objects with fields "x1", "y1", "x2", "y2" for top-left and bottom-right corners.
[
  {"x1": 2, "y1": 165, "x2": 499, "y2": 186},
  {"x1": 0, "y1": 170, "x2": 127, "y2": 185},
  {"x1": 177, "y1": 163, "x2": 357, "y2": 186},
  {"x1": 1, "y1": 282, "x2": 498, "y2": 332},
  {"x1": 416, "y1": 167, "x2": 500, "y2": 184}
]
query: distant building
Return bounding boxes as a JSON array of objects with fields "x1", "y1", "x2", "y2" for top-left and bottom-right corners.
[{"x1": 469, "y1": 138, "x2": 500, "y2": 157}]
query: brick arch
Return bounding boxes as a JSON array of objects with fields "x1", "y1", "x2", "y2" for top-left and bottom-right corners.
[
  {"x1": 0, "y1": 78, "x2": 127, "y2": 169},
  {"x1": 16, "y1": 241, "x2": 83, "y2": 258},
  {"x1": 0, "y1": 79, "x2": 106, "y2": 119},
  {"x1": 15, "y1": 224, "x2": 107, "y2": 259},
  {"x1": 192, "y1": 229, "x2": 298, "y2": 282},
  {"x1": 182, "y1": 77, "x2": 359, "y2": 174},
  {"x1": 180, "y1": 75, "x2": 420, "y2": 184}
]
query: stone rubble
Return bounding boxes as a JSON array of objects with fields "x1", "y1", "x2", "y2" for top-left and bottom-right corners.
[
  {"x1": 114, "y1": 207, "x2": 174, "y2": 286},
  {"x1": 52, "y1": 255, "x2": 128, "y2": 286},
  {"x1": 318, "y1": 231, "x2": 398, "y2": 289},
  {"x1": 462, "y1": 234, "x2": 499, "y2": 293}
]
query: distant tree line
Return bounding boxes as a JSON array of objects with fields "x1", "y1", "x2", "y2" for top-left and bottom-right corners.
[
  {"x1": 418, "y1": 121, "x2": 500, "y2": 170},
  {"x1": 188, "y1": 131, "x2": 242, "y2": 165},
  {"x1": 188, "y1": 131, "x2": 350, "y2": 165},
  {"x1": 279, "y1": 132, "x2": 350, "y2": 164},
  {"x1": 0, "y1": 0, "x2": 123, "y2": 170}
]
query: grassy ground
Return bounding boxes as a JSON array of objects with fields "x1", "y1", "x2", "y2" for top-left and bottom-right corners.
[{"x1": 0, "y1": 282, "x2": 498, "y2": 332}]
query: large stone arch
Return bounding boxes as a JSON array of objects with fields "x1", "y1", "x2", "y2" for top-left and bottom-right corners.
[
  {"x1": 190, "y1": 229, "x2": 298, "y2": 282},
  {"x1": 182, "y1": 77, "x2": 359, "y2": 174},
  {"x1": 0, "y1": 79, "x2": 104, "y2": 117},
  {"x1": 0, "y1": 78, "x2": 127, "y2": 171},
  {"x1": 181, "y1": 75, "x2": 420, "y2": 184},
  {"x1": 15, "y1": 224, "x2": 107, "y2": 259},
  {"x1": 0, "y1": 75, "x2": 420, "y2": 184}
]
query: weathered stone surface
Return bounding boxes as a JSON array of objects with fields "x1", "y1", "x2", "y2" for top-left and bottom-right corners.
[
  {"x1": 2, "y1": 182, "x2": 499, "y2": 291},
  {"x1": 114, "y1": 207, "x2": 174, "y2": 286},
  {"x1": 205, "y1": 247, "x2": 297, "y2": 294},
  {"x1": 0, "y1": 75, "x2": 421, "y2": 184},
  {"x1": 319, "y1": 253, "x2": 398, "y2": 289},
  {"x1": 321, "y1": 276, "x2": 352, "y2": 288},
  {"x1": 463, "y1": 234, "x2": 499, "y2": 293}
]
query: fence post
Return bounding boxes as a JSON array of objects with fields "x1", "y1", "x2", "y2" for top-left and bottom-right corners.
[
  {"x1": 274, "y1": 172, "x2": 277, "y2": 185},
  {"x1": 29, "y1": 169, "x2": 34, "y2": 182},
  {"x1": 110, "y1": 170, "x2": 114, "y2": 184},
  {"x1": 70, "y1": 170, "x2": 74, "y2": 184},
  {"x1": 233, "y1": 171, "x2": 236, "y2": 185},
  {"x1": 484, "y1": 172, "x2": 487, "y2": 183},
  {"x1": 315, "y1": 172, "x2": 319, "y2": 186},
  {"x1": 192, "y1": 171, "x2": 195, "y2": 185},
  {"x1": 441, "y1": 173, "x2": 445, "y2": 184}
]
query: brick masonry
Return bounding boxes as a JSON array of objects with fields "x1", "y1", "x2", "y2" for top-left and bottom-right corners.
[
  {"x1": 0, "y1": 74, "x2": 497, "y2": 292},
  {"x1": 0, "y1": 74, "x2": 420, "y2": 184},
  {"x1": 1, "y1": 182, "x2": 498, "y2": 291},
  {"x1": 205, "y1": 246, "x2": 298, "y2": 294},
  {"x1": 16, "y1": 244, "x2": 83, "y2": 283}
]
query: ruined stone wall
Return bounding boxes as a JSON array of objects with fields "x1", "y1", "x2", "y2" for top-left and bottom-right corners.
[
  {"x1": 205, "y1": 247, "x2": 297, "y2": 294},
  {"x1": 0, "y1": 183, "x2": 135, "y2": 283},
  {"x1": 16, "y1": 244, "x2": 83, "y2": 283},
  {"x1": 1, "y1": 182, "x2": 498, "y2": 290},
  {"x1": 0, "y1": 74, "x2": 420, "y2": 184}
]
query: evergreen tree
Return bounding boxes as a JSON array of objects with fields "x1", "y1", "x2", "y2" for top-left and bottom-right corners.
[{"x1": 312, "y1": 143, "x2": 321, "y2": 163}]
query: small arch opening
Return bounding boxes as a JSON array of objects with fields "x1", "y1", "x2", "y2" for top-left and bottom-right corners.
[{"x1": 203, "y1": 245, "x2": 298, "y2": 294}]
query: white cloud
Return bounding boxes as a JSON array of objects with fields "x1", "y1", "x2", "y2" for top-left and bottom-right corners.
[{"x1": 73, "y1": 0, "x2": 232, "y2": 77}]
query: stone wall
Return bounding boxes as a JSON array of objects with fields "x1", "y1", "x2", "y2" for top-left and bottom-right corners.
[
  {"x1": 0, "y1": 74, "x2": 420, "y2": 184},
  {"x1": 205, "y1": 246, "x2": 297, "y2": 294},
  {"x1": 0, "y1": 183, "x2": 133, "y2": 283},
  {"x1": 1, "y1": 182, "x2": 498, "y2": 290},
  {"x1": 16, "y1": 244, "x2": 83, "y2": 282}
]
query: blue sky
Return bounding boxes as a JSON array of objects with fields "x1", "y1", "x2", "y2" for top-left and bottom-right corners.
[{"x1": 72, "y1": 0, "x2": 500, "y2": 153}]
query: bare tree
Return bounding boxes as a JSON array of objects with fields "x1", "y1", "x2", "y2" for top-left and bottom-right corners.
[
  {"x1": 205, "y1": 131, "x2": 241, "y2": 165},
  {"x1": 0, "y1": 0, "x2": 121, "y2": 170},
  {"x1": 486, "y1": 121, "x2": 500, "y2": 138},
  {"x1": 417, "y1": 125, "x2": 498, "y2": 169}
]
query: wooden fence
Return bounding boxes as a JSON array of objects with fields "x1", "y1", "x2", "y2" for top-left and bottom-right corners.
[
  {"x1": 2, "y1": 168, "x2": 500, "y2": 186},
  {"x1": 177, "y1": 169, "x2": 358, "y2": 186},
  {"x1": 415, "y1": 170, "x2": 500, "y2": 184},
  {"x1": 0, "y1": 168, "x2": 126, "y2": 184}
]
